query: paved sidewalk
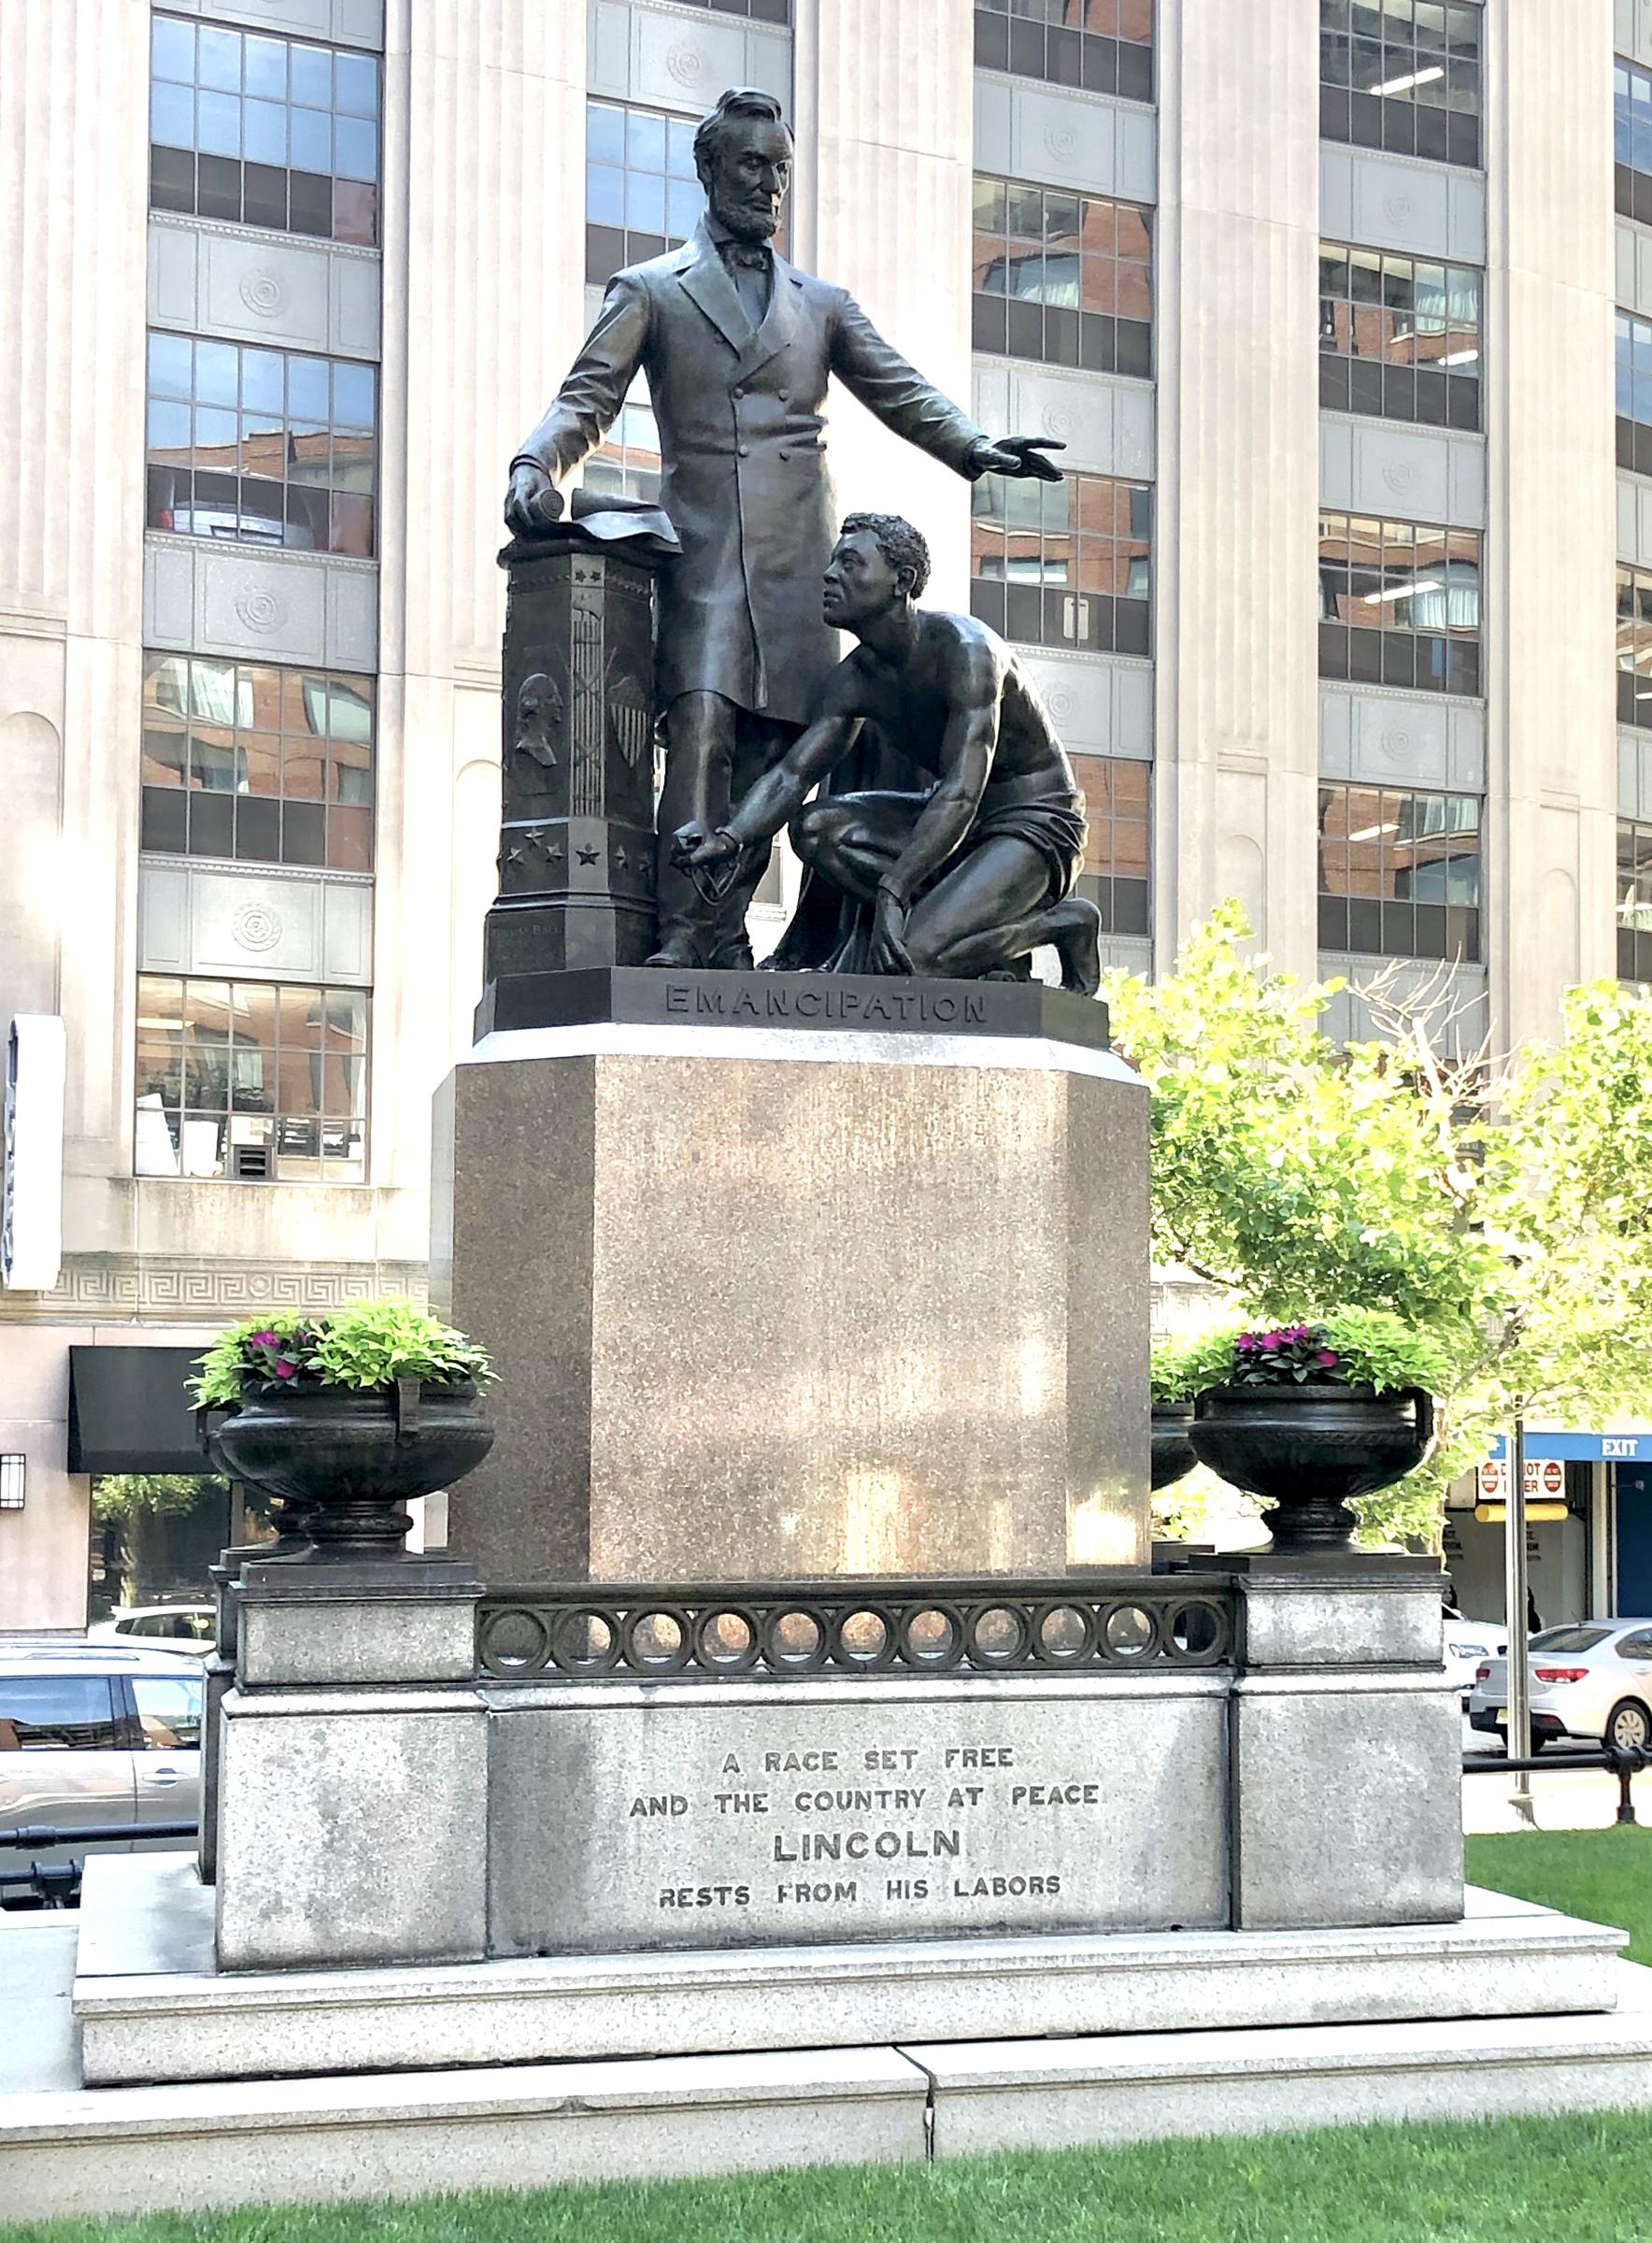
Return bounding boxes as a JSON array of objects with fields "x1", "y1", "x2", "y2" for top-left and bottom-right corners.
[{"x1": 1462, "y1": 1759, "x2": 1652, "y2": 1834}]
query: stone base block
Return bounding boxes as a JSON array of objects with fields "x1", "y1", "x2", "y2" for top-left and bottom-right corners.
[
  {"x1": 911, "y1": 1960, "x2": 1652, "y2": 2158},
  {"x1": 430, "y1": 1018, "x2": 1150, "y2": 1584},
  {"x1": 74, "y1": 1855, "x2": 1626, "y2": 2088}
]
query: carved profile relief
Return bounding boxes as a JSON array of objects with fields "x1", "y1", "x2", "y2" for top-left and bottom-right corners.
[{"x1": 511, "y1": 672, "x2": 563, "y2": 768}]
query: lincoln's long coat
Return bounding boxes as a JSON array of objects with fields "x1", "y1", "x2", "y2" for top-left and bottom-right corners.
[{"x1": 513, "y1": 222, "x2": 990, "y2": 727}]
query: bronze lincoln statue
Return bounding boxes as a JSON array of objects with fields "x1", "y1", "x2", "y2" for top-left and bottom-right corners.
[{"x1": 506, "y1": 86, "x2": 1062, "y2": 970}]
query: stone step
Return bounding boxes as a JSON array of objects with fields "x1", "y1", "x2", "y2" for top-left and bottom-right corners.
[{"x1": 74, "y1": 1853, "x2": 1628, "y2": 2088}]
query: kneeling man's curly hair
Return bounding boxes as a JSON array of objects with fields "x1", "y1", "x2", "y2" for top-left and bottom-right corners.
[{"x1": 839, "y1": 511, "x2": 931, "y2": 601}]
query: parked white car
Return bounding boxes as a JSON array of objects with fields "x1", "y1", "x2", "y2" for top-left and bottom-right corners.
[
  {"x1": 1444, "y1": 1607, "x2": 1506, "y2": 1707},
  {"x1": 86, "y1": 1605, "x2": 215, "y2": 1660},
  {"x1": 1468, "y1": 1620, "x2": 1652, "y2": 1750}
]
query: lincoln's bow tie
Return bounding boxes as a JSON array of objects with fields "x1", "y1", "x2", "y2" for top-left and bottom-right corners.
[{"x1": 720, "y1": 242, "x2": 771, "y2": 273}]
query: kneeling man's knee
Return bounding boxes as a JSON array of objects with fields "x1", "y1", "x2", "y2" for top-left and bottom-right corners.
[{"x1": 790, "y1": 799, "x2": 843, "y2": 862}]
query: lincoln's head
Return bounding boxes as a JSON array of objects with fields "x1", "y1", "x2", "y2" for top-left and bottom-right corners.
[
  {"x1": 823, "y1": 513, "x2": 932, "y2": 632},
  {"x1": 694, "y1": 87, "x2": 792, "y2": 245}
]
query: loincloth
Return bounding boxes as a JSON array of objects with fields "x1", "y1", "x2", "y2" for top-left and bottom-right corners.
[{"x1": 965, "y1": 789, "x2": 1089, "y2": 906}]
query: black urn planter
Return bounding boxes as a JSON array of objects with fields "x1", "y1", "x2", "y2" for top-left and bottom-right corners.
[
  {"x1": 196, "y1": 1405, "x2": 323, "y2": 1557},
  {"x1": 212, "y1": 1380, "x2": 494, "y2": 1560},
  {"x1": 1150, "y1": 1404, "x2": 1197, "y2": 1493},
  {"x1": 1189, "y1": 1383, "x2": 1436, "y2": 1554}
]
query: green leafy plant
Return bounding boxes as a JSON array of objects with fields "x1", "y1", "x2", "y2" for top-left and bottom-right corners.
[
  {"x1": 1219, "y1": 1309, "x2": 1452, "y2": 1396},
  {"x1": 1150, "y1": 1327, "x2": 1243, "y2": 1407},
  {"x1": 191, "y1": 1298, "x2": 492, "y2": 1406},
  {"x1": 91, "y1": 1473, "x2": 227, "y2": 1522}
]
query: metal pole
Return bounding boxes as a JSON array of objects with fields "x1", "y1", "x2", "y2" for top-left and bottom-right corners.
[{"x1": 1505, "y1": 1418, "x2": 1536, "y2": 1824}]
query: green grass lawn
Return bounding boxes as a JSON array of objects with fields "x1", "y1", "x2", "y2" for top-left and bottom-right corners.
[
  {"x1": 1466, "y1": 1823, "x2": 1652, "y2": 1964},
  {"x1": 10, "y1": 2120, "x2": 1652, "y2": 2243},
  {"x1": 8, "y1": 1831, "x2": 1650, "y2": 2243}
]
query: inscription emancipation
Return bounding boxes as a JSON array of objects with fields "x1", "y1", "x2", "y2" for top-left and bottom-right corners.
[
  {"x1": 632, "y1": 1739, "x2": 1099, "y2": 1916},
  {"x1": 662, "y1": 981, "x2": 990, "y2": 1027}
]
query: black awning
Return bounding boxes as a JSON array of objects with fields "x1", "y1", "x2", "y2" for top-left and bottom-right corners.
[{"x1": 67, "y1": 1347, "x2": 206, "y2": 1476}]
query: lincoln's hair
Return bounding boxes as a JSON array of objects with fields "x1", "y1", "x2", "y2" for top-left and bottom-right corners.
[
  {"x1": 840, "y1": 512, "x2": 933, "y2": 601},
  {"x1": 693, "y1": 88, "x2": 792, "y2": 184}
]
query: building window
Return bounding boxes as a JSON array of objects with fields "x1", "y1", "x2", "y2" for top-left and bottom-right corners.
[
  {"x1": 1072, "y1": 755, "x2": 1149, "y2": 935},
  {"x1": 1620, "y1": 818, "x2": 1652, "y2": 982},
  {"x1": 1318, "y1": 243, "x2": 1480, "y2": 430},
  {"x1": 1617, "y1": 311, "x2": 1652, "y2": 477},
  {"x1": 1616, "y1": 59, "x2": 1652, "y2": 225},
  {"x1": 1319, "y1": 1, "x2": 1482, "y2": 170},
  {"x1": 672, "y1": 0, "x2": 790, "y2": 16},
  {"x1": 1616, "y1": 566, "x2": 1652, "y2": 731},
  {"x1": 970, "y1": 475, "x2": 1151, "y2": 656},
  {"x1": 1317, "y1": 513, "x2": 1481, "y2": 696},
  {"x1": 150, "y1": 13, "x2": 379, "y2": 246},
  {"x1": 1317, "y1": 784, "x2": 1482, "y2": 961},
  {"x1": 140, "y1": 654, "x2": 374, "y2": 871},
  {"x1": 586, "y1": 102, "x2": 704, "y2": 284},
  {"x1": 583, "y1": 396, "x2": 663, "y2": 507},
  {"x1": 135, "y1": 976, "x2": 368, "y2": 1183},
  {"x1": 973, "y1": 1, "x2": 1153, "y2": 103},
  {"x1": 146, "y1": 332, "x2": 377, "y2": 556},
  {"x1": 972, "y1": 178, "x2": 1152, "y2": 379}
]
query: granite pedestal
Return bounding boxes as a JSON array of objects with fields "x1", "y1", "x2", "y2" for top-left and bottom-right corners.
[{"x1": 431, "y1": 983, "x2": 1150, "y2": 1586}]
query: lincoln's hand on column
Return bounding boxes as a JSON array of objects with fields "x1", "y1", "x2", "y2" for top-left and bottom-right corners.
[{"x1": 506, "y1": 84, "x2": 1070, "y2": 969}]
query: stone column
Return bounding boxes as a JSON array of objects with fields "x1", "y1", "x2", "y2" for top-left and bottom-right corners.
[
  {"x1": 1230, "y1": 1559, "x2": 1462, "y2": 1931},
  {"x1": 1482, "y1": 0, "x2": 1617, "y2": 1046},
  {"x1": 793, "y1": 0, "x2": 977, "y2": 607},
  {"x1": 1153, "y1": 0, "x2": 1321, "y2": 979},
  {"x1": 373, "y1": 0, "x2": 589, "y2": 1234}
]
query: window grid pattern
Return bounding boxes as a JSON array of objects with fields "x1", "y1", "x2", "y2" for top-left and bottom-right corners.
[
  {"x1": 1317, "y1": 513, "x2": 1482, "y2": 697},
  {"x1": 1317, "y1": 783, "x2": 1482, "y2": 962},
  {"x1": 135, "y1": 976, "x2": 369, "y2": 1185},
  {"x1": 1072, "y1": 754, "x2": 1149, "y2": 936},
  {"x1": 970, "y1": 476, "x2": 1152, "y2": 656},
  {"x1": 140, "y1": 654, "x2": 374, "y2": 871},
  {"x1": 973, "y1": 1, "x2": 1153, "y2": 103},
  {"x1": 150, "y1": 12, "x2": 379, "y2": 245},
  {"x1": 972, "y1": 178, "x2": 1152, "y2": 379},
  {"x1": 1616, "y1": 60, "x2": 1652, "y2": 225},
  {"x1": 1319, "y1": 1, "x2": 1482, "y2": 169},
  {"x1": 1621, "y1": 819, "x2": 1652, "y2": 983},
  {"x1": 583, "y1": 397, "x2": 664, "y2": 507},
  {"x1": 586, "y1": 103, "x2": 705, "y2": 283},
  {"x1": 1318, "y1": 243, "x2": 1480, "y2": 430},
  {"x1": 1617, "y1": 566, "x2": 1652, "y2": 732},
  {"x1": 676, "y1": 0, "x2": 790, "y2": 17},
  {"x1": 146, "y1": 331, "x2": 377, "y2": 557},
  {"x1": 1617, "y1": 311, "x2": 1652, "y2": 476}
]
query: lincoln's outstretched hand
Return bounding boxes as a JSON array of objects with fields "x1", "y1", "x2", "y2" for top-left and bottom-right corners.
[{"x1": 973, "y1": 436, "x2": 1065, "y2": 482}]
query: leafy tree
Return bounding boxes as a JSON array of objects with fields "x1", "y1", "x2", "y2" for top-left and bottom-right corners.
[
  {"x1": 91, "y1": 1475, "x2": 225, "y2": 1522},
  {"x1": 1103, "y1": 906, "x2": 1652, "y2": 1546}
]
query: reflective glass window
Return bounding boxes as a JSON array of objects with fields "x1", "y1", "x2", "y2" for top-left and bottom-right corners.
[
  {"x1": 1619, "y1": 818, "x2": 1652, "y2": 984},
  {"x1": 969, "y1": 474, "x2": 1152, "y2": 656},
  {"x1": 135, "y1": 976, "x2": 369, "y2": 1184},
  {"x1": 972, "y1": 176, "x2": 1153, "y2": 379},
  {"x1": 1320, "y1": 0, "x2": 1482, "y2": 169},
  {"x1": 586, "y1": 100, "x2": 705, "y2": 284},
  {"x1": 149, "y1": 12, "x2": 380, "y2": 244},
  {"x1": 1070, "y1": 753, "x2": 1150, "y2": 936},
  {"x1": 1616, "y1": 60, "x2": 1652, "y2": 223},
  {"x1": 974, "y1": 0, "x2": 1154, "y2": 103},
  {"x1": 1318, "y1": 241, "x2": 1480, "y2": 430},
  {"x1": 1317, "y1": 511, "x2": 1482, "y2": 697},
  {"x1": 1317, "y1": 782, "x2": 1482, "y2": 961},
  {"x1": 0, "y1": 1678, "x2": 120, "y2": 1750},
  {"x1": 1616, "y1": 311, "x2": 1652, "y2": 475},
  {"x1": 140, "y1": 653, "x2": 375, "y2": 871},
  {"x1": 145, "y1": 333, "x2": 377, "y2": 557}
]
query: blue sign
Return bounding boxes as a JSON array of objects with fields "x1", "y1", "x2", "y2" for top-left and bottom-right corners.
[{"x1": 1486, "y1": 1431, "x2": 1652, "y2": 1465}]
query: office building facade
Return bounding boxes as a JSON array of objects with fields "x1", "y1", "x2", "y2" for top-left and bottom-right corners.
[{"x1": 0, "y1": 0, "x2": 1641, "y2": 1626}]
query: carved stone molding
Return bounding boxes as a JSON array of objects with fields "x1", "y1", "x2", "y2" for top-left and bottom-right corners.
[{"x1": 0, "y1": 1257, "x2": 429, "y2": 1325}]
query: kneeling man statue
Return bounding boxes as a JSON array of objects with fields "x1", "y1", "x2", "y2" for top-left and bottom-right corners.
[{"x1": 673, "y1": 513, "x2": 1103, "y2": 994}]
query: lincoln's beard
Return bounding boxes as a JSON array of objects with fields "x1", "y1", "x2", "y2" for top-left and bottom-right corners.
[{"x1": 708, "y1": 178, "x2": 783, "y2": 244}]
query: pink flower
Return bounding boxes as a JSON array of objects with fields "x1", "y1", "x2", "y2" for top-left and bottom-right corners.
[
  {"x1": 1257, "y1": 1333, "x2": 1284, "y2": 1352},
  {"x1": 1236, "y1": 1335, "x2": 1259, "y2": 1353},
  {"x1": 274, "y1": 1359, "x2": 297, "y2": 1379},
  {"x1": 1317, "y1": 1350, "x2": 1340, "y2": 1366},
  {"x1": 250, "y1": 1331, "x2": 277, "y2": 1348}
]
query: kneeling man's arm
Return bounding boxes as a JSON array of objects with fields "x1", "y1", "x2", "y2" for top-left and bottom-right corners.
[
  {"x1": 673, "y1": 688, "x2": 862, "y2": 872},
  {"x1": 877, "y1": 641, "x2": 1001, "y2": 907}
]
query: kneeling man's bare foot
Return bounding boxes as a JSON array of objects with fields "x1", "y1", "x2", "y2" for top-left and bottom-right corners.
[{"x1": 1052, "y1": 900, "x2": 1103, "y2": 996}]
